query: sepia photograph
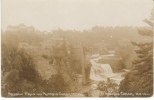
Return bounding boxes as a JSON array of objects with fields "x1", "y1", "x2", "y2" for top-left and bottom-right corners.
[{"x1": 1, "y1": 0, "x2": 154, "y2": 97}]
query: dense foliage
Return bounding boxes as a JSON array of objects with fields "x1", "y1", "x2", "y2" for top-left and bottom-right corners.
[
  {"x1": 119, "y1": 19, "x2": 153, "y2": 97},
  {"x1": 2, "y1": 44, "x2": 42, "y2": 97}
]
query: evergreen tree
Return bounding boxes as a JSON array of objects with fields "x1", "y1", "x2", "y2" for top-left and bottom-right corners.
[{"x1": 119, "y1": 19, "x2": 153, "y2": 97}]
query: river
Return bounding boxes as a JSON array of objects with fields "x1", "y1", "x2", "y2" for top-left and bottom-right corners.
[{"x1": 89, "y1": 54, "x2": 126, "y2": 85}]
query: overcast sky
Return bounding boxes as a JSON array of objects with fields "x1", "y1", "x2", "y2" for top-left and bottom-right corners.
[{"x1": 2, "y1": 0, "x2": 154, "y2": 31}]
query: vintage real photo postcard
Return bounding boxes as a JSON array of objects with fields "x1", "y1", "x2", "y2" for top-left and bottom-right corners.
[{"x1": 1, "y1": 0, "x2": 154, "y2": 97}]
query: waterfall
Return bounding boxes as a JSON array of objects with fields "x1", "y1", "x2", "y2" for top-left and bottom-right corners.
[
  {"x1": 100, "y1": 64, "x2": 113, "y2": 74},
  {"x1": 89, "y1": 55, "x2": 125, "y2": 84},
  {"x1": 90, "y1": 58, "x2": 113, "y2": 81}
]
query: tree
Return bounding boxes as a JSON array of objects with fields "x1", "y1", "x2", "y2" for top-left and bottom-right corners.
[
  {"x1": 2, "y1": 44, "x2": 42, "y2": 97},
  {"x1": 119, "y1": 19, "x2": 153, "y2": 97}
]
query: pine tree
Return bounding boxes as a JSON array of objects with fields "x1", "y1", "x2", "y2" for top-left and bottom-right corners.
[{"x1": 119, "y1": 19, "x2": 153, "y2": 97}]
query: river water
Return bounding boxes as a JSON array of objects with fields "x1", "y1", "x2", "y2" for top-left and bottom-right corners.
[{"x1": 89, "y1": 54, "x2": 125, "y2": 85}]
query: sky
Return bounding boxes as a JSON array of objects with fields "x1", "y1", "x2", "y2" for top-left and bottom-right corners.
[{"x1": 2, "y1": 0, "x2": 154, "y2": 31}]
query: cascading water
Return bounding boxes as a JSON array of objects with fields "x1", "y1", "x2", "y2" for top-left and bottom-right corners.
[
  {"x1": 90, "y1": 58, "x2": 113, "y2": 81},
  {"x1": 89, "y1": 55, "x2": 125, "y2": 84},
  {"x1": 100, "y1": 64, "x2": 113, "y2": 74}
]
